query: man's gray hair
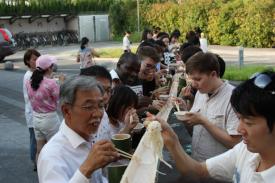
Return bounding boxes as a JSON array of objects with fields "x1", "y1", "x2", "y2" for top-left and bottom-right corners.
[{"x1": 60, "y1": 75, "x2": 104, "y2": 106}]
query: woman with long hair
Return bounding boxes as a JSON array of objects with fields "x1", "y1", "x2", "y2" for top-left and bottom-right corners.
[
  {"x1": 76, "y1": 37, "x2": 100, "y2": 69},
  {"x1": 26, "y1": 55, "x2": 61, "y2": 161}
]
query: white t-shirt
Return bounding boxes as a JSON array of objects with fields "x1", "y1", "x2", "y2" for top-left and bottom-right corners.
[
  {"x1": 206, "y1": 141, "x2": 275, "y2": 183},
  {"x1": 190, "y1": 81, "x2": 239, "y2": 161},
  {"x1": 23, "y1": 70, "x2": 33, "y2": 128},
  {"x1": 200, "y1": 38, "x2": 208, "y2": 53},
  {"x1": 123, "y1": 36, "x2": 130, "y2": 51}
]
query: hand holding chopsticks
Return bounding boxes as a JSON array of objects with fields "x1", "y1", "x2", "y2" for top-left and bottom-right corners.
[{"x1": 116, "y1": 148, "x2": 132, "y2": 159}]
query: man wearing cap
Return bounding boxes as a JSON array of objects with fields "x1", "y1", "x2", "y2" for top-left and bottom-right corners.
[{"x1": 26, "y1": 54, "x2": 61, "y2": 162}]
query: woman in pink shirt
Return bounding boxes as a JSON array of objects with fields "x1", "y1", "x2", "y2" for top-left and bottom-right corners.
[{"x1": 27, "y1": 55, "x2": 61, "y2": 161}]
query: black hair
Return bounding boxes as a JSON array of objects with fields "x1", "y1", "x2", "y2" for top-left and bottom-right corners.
[
  {"x1": 216, "y1": 54, "x2": 226, "y2": 78},
  {"x1": 107, "y1": 85, "x2": 138, "y2": 125},
  {"x1": 80, "y1": 65, "x2": 112, "y2": 83},
  {"x1": 179, "y1": 45, "x2": 202, "y2": 63},
  {"x1": 186, "y1": 31, "x2": 200, "y2": 46},
  {"x1": 23, "y1": 49, "x2": 41, "y2": 67},
  {"x1": 137, "y1": 39, "x2": 156, "y2": 51},
  {"x1": 137, "y1": 46, "x2": 160, "y2": 63},
  {"x1": 80, "y1": 37, "x2": 89, "y2": 50},
  {"x1": 125, "y1": 30, "x2": 131, "y2": 35},
  {"x1": 230, "y1": 71, "x2": 275, "y2": 132},
  {"x1": 171, "y1": 29, "x2": 181, "y2": 37},
  {"x1": 141, "y1": 28, "x2": 153, "y2": 42},
  {"x1": 157, "y1": 32, "x2": 169, "y2": 39},
  {"x1": 117, "y1": 52, "x2": 138, "y2": 68},
  {"x1": 30, "y1": 66, "x2": 52, "y2": 90},
  {"x1": 170, "y1": 29, "x2": 181, "y2": 42},
  {"x1": 155, "y1": 40, "x2": 166, "y2": 48}
]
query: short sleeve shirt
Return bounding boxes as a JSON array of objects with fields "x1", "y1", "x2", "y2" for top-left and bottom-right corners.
[
  {"x1": 206, "y1": 142, "x2": 275, "y2": 183},
  {"x1": 27, "y1": 77, "x2": 59, "y2": 113},
  {"x1": 190, "y1": 81, "x2": 240, "y2": 161}
]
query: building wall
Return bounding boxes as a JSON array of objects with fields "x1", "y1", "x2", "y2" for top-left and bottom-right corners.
[
  {"x1": 0, "y1": 15, "x2": 109, "y2": 42},
  {"x1": 0, "y1": 18, "x2": 66, "y2": 34}
]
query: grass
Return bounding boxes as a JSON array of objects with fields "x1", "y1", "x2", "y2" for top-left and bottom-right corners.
[
  {"x1": 112, "y1": 31, "x2": 141, "y2": 43},
  {"x1": 224, "y1": 65, "x2": 275, "y2": 81},
  {"x1": 97, "y1": 46, "x2": 138, "y2": 58}
]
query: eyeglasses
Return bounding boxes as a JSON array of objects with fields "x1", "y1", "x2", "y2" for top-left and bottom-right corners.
[{"x1": 250, "y1": 73, "x2": 275, "y2": 94}]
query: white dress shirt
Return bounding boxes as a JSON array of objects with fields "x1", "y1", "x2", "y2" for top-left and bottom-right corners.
[
  {"x1": 206, "y1": 141, "x2": 275, "y2": 183},
  {"x1": 38, "y1": 120, "x2": 107, "y2": 183},
  {"x1": 23, "y1": 70, "x2": 33, "y2": 128}
]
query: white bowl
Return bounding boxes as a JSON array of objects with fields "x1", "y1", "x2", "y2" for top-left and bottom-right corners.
[
  {"x1": 159, "y1": 94, "x2": 169, "y2": 101},
  {"x1": 174, "y1": 111, "x2": 188, "y2": 121},
  {"x1": 133, "y1": 123, "x2": 144, "y2": 133}
]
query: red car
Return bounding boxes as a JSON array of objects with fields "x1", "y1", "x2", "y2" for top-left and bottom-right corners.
[{"x1": 0, "y1": 28, "x2": 16, "y2": 62}]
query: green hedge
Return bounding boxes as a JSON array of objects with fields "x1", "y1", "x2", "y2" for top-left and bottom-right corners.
[
  {"x1": 142, "y1": 0, "x2": 275, "y2": 48},
  {"x1": 0, "y1": 0, "x2": 112, "y2": 16}
]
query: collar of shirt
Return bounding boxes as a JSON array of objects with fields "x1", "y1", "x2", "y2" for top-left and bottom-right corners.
[
  {"x1": 248, "y1": 153, "x2": 275, "y2": 182},
  {"x1": 110, "y1": 69, "x2": 120, "y2": 80},
  {"x1": 206, "y1": 80, "x2": 228, "y2": 100},
  {"x1": 61, "y1": 120, "x2": 90, "y2": 149}
]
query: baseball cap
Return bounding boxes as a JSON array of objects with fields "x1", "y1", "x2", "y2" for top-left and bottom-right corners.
[{"x1": 36, "y1": 55, "x2": 57, "y2": 70}]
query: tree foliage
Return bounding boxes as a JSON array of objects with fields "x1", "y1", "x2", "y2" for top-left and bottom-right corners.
[{"x1": 142, "y1": 0, "x2": 275, "y2": 47}]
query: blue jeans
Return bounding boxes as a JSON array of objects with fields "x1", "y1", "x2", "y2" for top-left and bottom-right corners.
[{"x1": 29, "y1": 128, "x2": 37, "y2": 163}]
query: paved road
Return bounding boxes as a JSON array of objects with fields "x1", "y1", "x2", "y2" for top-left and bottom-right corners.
[{"x1": 0, "y1": 42, "x2": 274, "y2": 183}]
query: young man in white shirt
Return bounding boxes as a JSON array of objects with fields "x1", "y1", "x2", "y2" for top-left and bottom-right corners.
[
  {"x1": 23, "y1": 49, "x2": 40, "y2": 170},
  {"x1": 38, "y1": 76, "x2": 119, "y2": 183},
  {"x1": 181, "y1": 52, "x2": 241, "y2": 161},
  {"x1": 158, "y1": 71, "x2": 275, "y2": 183}
]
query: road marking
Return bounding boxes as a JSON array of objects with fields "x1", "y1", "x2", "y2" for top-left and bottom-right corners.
[{"x1": 0, "y1": 94, "x2": 24, "y2": 110}]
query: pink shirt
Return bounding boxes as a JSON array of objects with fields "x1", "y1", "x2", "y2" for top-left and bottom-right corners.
[{"x1": 27, "y1": 77, "x2": 59, "y2": 113}]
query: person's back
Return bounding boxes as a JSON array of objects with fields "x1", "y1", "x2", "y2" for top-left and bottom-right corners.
[{"x1": 79, "y1": 47, "x2": 94, "y2": 69}]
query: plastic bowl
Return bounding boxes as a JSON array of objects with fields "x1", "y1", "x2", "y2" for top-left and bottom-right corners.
[{"x1": 174, "y1": 111, "x2": 188, "y2": 121}]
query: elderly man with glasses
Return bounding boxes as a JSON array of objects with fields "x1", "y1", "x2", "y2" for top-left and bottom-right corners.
[
  {"x1": 158, "y1": 70, "x2": 275, "y2": 183},
  {"x1": 37, "y1": 75, "x2": 119, "y2": 183}
]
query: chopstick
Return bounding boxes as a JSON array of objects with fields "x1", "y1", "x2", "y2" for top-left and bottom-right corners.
[
  {"x1": 116, "y1": 148, "x2": 132, "y2": 159},
  {"x1": 174, "y1": 101, "x2": 180, "y2": 112}
]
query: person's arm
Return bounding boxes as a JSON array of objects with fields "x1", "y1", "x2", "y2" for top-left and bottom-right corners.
[
  {"x1": 76, "y1": 53, "x2": 80, "y2": 63},
  {"x1": 155, "y1": 117, "x2": 210, "y2": 178},
  {"x1": 182, "y1": 113, "x2": 241, "y2": 148},
  {"x1": 202, "y1": 119, "x2": 241, "y2": 148},
  {"x1": 119, "y1": 109, "x2": 139, "y2": 134},
  {"x1": 91, "y1": 48, "x2": 100, "y2": 58},
  {"x1": 168, "y1": 139, "x2": 209, "y2": 177}
]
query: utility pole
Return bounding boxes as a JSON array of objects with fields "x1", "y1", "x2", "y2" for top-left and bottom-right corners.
[{"x1": 137, "y1": 0, "x2": 140, "y2": 33}]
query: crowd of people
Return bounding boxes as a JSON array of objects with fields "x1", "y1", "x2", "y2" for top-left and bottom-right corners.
[{"x1": 22, "y1": 27, "x2": 275, "y2": 183}]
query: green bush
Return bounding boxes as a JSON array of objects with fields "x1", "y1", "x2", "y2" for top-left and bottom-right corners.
[
  {"x1": 142, "y1": 0, "x2": 275, "y2": 48},
  {"x1": 0, "y1": 0, "x2": 112, "y2": 16}
]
